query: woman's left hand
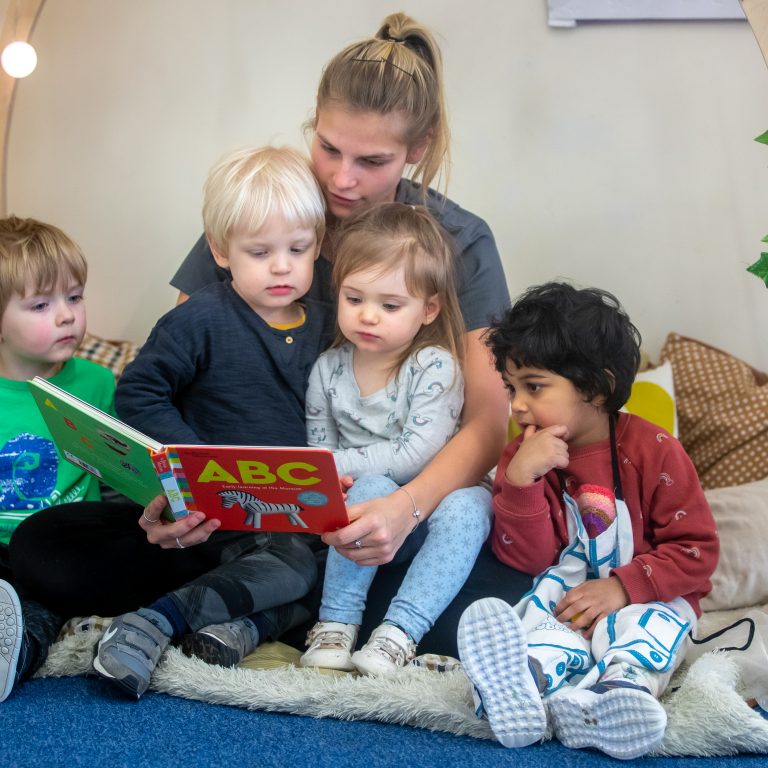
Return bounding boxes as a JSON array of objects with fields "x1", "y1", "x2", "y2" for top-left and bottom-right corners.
[
  {"x1": 321, "y1": 488, "x2": 414, "y2": 566},
  {"x1": 139, "y1": 494, "x2": 221, "y2": 549}
]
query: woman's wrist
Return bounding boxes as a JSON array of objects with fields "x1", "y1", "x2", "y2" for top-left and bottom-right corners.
[{"x1": 396, "y1": 486, "x2": 421, "y2": 531}]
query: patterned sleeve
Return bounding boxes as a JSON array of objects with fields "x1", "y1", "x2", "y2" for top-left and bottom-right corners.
[
  {"x1": 305, "y1": 355, "x2": 339, "y2": 451},
  {"x1": 491, "y1": 441, "x2": 570, "y2": 574},
  {"x1": 333, "y1": 348, "x2": 464, "y2": 484},
  {"x1": 611, "y1": 435, "x2": 719, "y2": 607}
]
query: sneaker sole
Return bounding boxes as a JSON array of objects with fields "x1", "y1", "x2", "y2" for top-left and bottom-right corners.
[
  {"x1": 0, "y1": 580, "x2": 23, "y2": 702},
  {"x1": 548, "y1": 687, "x2": 667, "y2": 759},
  {"x1": 92, "y1": 652, "x2": 148, "y2": 699},
  {"x1": 181, "y1": 634, "x2": 241, "y2": 668},
  {"x1": 457, "y1": 597, "x2": 546, "y2": 748}
]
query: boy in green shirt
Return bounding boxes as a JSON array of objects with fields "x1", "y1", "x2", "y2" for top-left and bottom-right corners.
[{"x1": 0, "y1": 215, "x2": 114, "y2": 702}]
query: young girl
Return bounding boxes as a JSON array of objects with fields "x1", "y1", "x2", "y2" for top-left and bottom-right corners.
[{"x1": 299, "y1": 202, "x2": 492, "y2": 675}]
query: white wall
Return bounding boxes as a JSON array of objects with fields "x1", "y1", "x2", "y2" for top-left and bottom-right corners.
[{"x1": 6, "y1": 0, "x2": 768, "y2": 369}]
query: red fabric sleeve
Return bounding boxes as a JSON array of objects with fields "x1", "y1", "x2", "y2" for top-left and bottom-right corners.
[
  {"x1": 610, "y1": 429, "x2": 719, "y2": 616},
  {"x1": 490, "y1": 440, "x2": 569, "y2": 575}
]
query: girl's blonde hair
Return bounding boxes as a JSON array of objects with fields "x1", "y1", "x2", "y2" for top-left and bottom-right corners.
[
  {"x1": 310, "y1": 12, "x2": 450, "y2": 196},
  {"x1": 0, "y1": 216, "x2": 87, "y2": 316},
  {"x1": 203, "y1": 146, "x2": 326, "y2": 255},
  {"x1": 332, "y1": 202, "x2": 464, "y2": 376}
]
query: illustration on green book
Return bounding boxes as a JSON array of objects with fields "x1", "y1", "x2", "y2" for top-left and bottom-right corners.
[{"x1": 29, "y1": 377, "x2": 349, "y2": 534}]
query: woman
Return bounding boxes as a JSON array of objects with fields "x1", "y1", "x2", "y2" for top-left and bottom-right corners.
[{"x1": 12, "y1": 12, "x2": 530, "y2": 657}]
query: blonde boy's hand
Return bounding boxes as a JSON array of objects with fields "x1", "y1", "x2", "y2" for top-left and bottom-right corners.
[
  {"x1": 554, "y1": 576, "x2": 630, "y2": 638},
  {"x1": 505, "y1": 424, "x2": 570, "y2": 485},
  {"x1": 138, "y1": 494, "x2": 220, "y2": 549}
]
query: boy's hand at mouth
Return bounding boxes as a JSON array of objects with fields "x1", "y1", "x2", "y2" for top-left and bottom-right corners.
[{"x1": 505, "y1": 424, "x2": 570, "y2": 485}]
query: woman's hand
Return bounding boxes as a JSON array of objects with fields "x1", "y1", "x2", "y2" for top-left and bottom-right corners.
[
  {"x1": 321, "y1": 487, "x2": 414, "y2": 566},
  {"x1": 138, "y1": 494, "x2": 220, "y2": 549}
]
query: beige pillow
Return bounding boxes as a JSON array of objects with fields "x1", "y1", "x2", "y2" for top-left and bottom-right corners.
[
  {"x1": 660, "y1": 333, "x2": 768, "y2": 490},
  {"x1": 701, "y1": 478, "x2": 768, "y2": 612}
]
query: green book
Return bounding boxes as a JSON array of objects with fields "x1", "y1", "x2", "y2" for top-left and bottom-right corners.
[{"x1": 29, "y1": 376, "x2": 173, "y2": 519}]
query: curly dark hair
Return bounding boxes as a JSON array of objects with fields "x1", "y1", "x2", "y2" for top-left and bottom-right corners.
[{"x1": 485, "y1": 282, "x2": 641, "y2": 413}]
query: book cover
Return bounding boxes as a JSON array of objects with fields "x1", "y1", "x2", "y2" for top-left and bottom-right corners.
[
  {"x1": 154, "y1": 445, "x2": 349, "y2": 533},
  {"x1": 29, "y1": 377, "x2": 167, "y2": 510},
  {"x1": 29, "y1": 378, "x2": 349, "y2": 534}
]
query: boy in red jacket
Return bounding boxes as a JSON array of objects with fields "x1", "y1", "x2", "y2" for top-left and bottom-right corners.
[{"x1": 457, "y1": 282, "x2": 718, "y2": 760}]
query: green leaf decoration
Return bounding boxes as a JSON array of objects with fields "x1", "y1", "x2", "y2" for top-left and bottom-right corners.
[
  {"x1": 747, "y1": 252, "x2": 768, "y2": 286},
  {"x1": 762, "y1": 234, "x2": 768, "y2": 243},
  {"x1": 756, "y1": 130, "x2": 768, "y2": 145}
]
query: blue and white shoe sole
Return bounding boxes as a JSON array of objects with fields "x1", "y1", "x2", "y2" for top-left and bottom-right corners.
[
  {"x1": 457, "y1": 597, "x2": 547, "y2": 748},
  {"x1": 0, "y1": 579, "x2": 23, "y2": 702},
  {"x1": 547, "y1": 687, "x2": 667, "y2": 760}
]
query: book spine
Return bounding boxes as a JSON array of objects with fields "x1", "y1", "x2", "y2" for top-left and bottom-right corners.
[{"x1": 151, "y1": 450, "x2": 193, "y2": 519}]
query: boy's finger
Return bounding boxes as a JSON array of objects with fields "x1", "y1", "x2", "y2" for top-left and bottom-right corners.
[{"x1": 542, "y1": 424, "x2": 569, "y2": 440}]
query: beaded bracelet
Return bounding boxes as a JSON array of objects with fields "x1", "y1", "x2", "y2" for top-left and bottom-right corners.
[{"x1": 397, "y1": 486, "x2": 422, "y2": 531}]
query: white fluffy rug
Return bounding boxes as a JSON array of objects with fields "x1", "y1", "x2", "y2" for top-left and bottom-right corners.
[{"x1": 37, "y1": 626, "x2": 768, "y2": 757}]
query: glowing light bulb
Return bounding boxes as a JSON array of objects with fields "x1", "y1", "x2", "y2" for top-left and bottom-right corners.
[{"x1": 1, "y1": 41, "x2": 37, "y2": 78}]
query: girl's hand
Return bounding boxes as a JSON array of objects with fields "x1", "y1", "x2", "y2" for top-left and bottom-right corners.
[
  {"x1": 138, "y1": 494, "x2": 221, "y2": 549},
  {"x1": 321, "y1": 488, "x2": 413, "y2": 566},
  {"x1": 554, "y1": 576, "x2": 629, "y2": 638},
  {"x1": 339, "y1": 474, "x2": 354, "y2": 502},
  {"x1": 505, "y1": 424, "x2": 569, "y2": 485}
]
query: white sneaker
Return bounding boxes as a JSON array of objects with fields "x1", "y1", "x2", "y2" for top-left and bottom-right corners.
[
  {"x1": 457, "y1": 597, "x2": 547, "y2": 748},
  {"x1": 547, "y1": 684, "x2": 667, "y2": 760},
  {"x1": 0, "y1": 580, "x2": 24, "y2": 703},
  {"x1": 299, "y1": 621, "x2": 358, "y2": 672},
  {"x1": 351, "y1": 623, "x2": 416, "y2": 677}
]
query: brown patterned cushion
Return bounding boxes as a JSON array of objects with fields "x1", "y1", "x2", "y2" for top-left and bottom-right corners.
[
  {"x1": 74, "y1": 332, "x2": 140, "y2": 381},
  {"x1": 660, "y1": 333, "x2": 768, "y2": 490}
]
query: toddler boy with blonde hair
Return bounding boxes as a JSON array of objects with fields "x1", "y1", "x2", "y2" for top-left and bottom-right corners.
[{"x1": 90, "y1": 146, "x2": 335, "y2": 698}]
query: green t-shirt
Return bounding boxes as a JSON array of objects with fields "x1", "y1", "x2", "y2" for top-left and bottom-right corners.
[{"x1": 0, "y1": 357, "x2": 115, "y2": 545}]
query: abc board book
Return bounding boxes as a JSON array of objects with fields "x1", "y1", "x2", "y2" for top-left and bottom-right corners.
[{"x1": 29, "y1": 377, "x2": 349, "y2": 534}]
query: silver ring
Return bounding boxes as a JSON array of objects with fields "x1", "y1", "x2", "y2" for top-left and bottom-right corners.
[
  {"x1": 142, "y1": 510, "x2": 159, "y2": 524},
  {"x1": 175, "y1": 537, "x2": 185, "y2": 549},
  {"x1": 354, "y1": 539, "x2": 362, "y2": 549}
]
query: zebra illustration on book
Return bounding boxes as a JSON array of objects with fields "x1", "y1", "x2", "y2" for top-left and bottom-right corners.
[{"x1": 217, "y1": 489, "x2": 308, "y2": 529}]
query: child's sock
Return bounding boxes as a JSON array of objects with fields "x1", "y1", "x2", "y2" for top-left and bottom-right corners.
[{"x1": 140, "y1": 597, "x2": 188, "y2": 641}]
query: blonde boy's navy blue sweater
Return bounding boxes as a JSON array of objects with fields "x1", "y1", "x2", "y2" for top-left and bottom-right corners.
[{"x1": 115, "y1": 280, "x2": 333, "y2": 448}]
